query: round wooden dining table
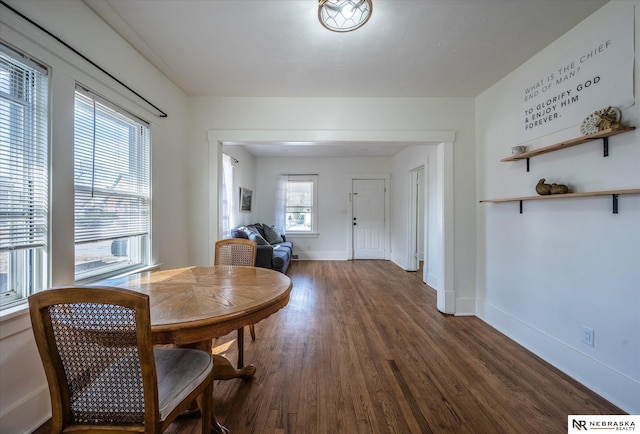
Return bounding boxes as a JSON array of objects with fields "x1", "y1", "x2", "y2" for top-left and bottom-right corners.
[
  {"x1": 97, "y1": 265, "x2": 292, "y2": 433},
  {"x1": 97, "y1": 265, "x2": 293, "y2": 380}
]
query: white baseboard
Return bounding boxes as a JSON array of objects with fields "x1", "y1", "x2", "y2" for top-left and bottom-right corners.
[
  {"x1": 477, "y1": 300, "x2": 640, "y2": 414},
  {"x1": 390, "y1": 253, "x2": 408, "y2": 270},
  {"x1": 0, "y1": 384, "x2": 50, "y2": 433},
  {"x1": 390, "y1": 256, "x2": 408, "y2": 270},
  {"x1": 295, "y1": 251, "x2": 349, "y2": 261},
  {"x1": 453, "y1": 297, "x2": 475, "y2": 316}
]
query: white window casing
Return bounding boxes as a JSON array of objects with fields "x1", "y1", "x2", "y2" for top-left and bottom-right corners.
[{"x1": 0, "y1": 43, "x2": 49, "y2": 309}]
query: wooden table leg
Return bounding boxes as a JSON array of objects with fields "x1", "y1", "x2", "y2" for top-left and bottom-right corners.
[
  {"x1": 237, "y1": 327, "x2": 244, "y2": 369},
  {"x1": 180, "y1": 340, "x2": 256, "y2": 381},
  {"x1": 213, "y1": 354, "x2": 256, "y2": 381}
]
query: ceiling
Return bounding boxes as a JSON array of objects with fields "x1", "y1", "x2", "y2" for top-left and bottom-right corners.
[{"x1": 83, "y1": 0, "x2": 609, "y2": 157}]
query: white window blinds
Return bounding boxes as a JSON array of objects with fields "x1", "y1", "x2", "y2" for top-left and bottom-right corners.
[
  {"x1": 285, "y1": 174, "x2": 318, "y2": 233},
  {"x1": 0, "y1": 45, "x2": 49, "y2": 252},
  {"x1": 74, "y1": 88, "x2": 150, "y2": 244}
]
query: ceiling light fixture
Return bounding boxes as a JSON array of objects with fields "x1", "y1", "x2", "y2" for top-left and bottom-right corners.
[{"x1": 318, "y1": 0, "x2": 372, "y2": 33}]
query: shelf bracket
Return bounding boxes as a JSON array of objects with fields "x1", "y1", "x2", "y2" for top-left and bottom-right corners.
[
  {"x1": 612, "y1": 194, "x2": 618, "y2": 214},
  {"x1": 603, "y1": 137, "x2": 609, "y2": 157},
  {"x1": 519, "y1": 200, "x2": 523, "y2": 214},
  {"x1": 526, "y1": 158, "x2": 530, "y2": 172}
]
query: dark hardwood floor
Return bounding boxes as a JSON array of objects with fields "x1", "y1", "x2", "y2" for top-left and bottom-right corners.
[
  {"x1": 34, "y1": 260, "x2": 622, "y2": 433},
  {"x1": 166, "y1": 260, "x2": 622, "y2": 434}
]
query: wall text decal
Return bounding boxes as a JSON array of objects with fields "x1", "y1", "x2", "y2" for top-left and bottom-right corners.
[{"x1": 519, "y1": 6, "x2": 634, "y2": 143}]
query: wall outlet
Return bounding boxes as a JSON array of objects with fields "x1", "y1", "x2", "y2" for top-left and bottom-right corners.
[{"x1": 581, "y1": 326, "x2": 594, "y2": 347}]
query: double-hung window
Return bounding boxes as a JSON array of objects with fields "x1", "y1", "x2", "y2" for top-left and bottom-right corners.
[
  {"x1": 285, "y1": 174, "x2": 318, "y2": 234},
  {"x1": 74, "y1": 87, "x2": 150, "y2": 280},
  {"x1": 220, "y1": 153, "x2": 234, "y2": 238},
  {"x1": 0, "y1": 44, "x2": 49, "y2": 310}
]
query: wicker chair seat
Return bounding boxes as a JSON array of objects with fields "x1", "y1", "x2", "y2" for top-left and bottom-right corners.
[{"x1": 155, "y1": 349, "x2": 213, "y2": 419}]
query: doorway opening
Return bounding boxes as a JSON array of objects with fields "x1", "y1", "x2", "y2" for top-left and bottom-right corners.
[
  {"x1": 408, "y1": 166, "x2": 425, "y2": 276},
  {"x1": 207, "y1": 130, "x2": 455, "y2": 314}
]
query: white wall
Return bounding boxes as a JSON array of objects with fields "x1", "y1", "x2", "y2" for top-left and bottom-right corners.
[
  {"x1": 253, "y1": 156, "x2": 391, "y2": 260},
  {"x1": 0, "y1": 1, "x2": 191, "y2": 432},
  {"x1": 476, "y1": 1, "x2": 640, "y2": 414},
  {"x1": 390, "y1": 146, "x2": 439, "y2": 280}
]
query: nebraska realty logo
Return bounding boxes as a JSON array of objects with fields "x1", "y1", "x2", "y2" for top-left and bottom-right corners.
[{"x1": 568, "y1": 415, "x2": 638, "y2": 432}]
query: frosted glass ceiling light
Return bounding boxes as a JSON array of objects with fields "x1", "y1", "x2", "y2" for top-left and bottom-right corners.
[{"x1": 318, "y1": 0, "x2": 372, "y2": 33}]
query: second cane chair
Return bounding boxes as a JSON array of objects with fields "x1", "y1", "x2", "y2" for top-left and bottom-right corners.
[{"x1": 213, "y1": 238, "x2": 258, "y2": 370}]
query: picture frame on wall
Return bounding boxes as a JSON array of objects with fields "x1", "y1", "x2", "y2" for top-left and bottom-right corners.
[{"x1": 240, "y1": 187, "x2": 253, "y2": 212}]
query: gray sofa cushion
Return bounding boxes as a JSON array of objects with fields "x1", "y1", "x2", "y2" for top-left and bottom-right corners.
[
  {"x1": 271, "y1": 247, "x2": 290, "y2": 270},
  {"x1": 275, "y1": 241, "x2": 293, "y2": 251},
  {"x1": 248, "y1": 231, "x2": 269, "y2": 245},
  {"x1": 263, "y1": 225, "x2": 284, "y2": 244}
]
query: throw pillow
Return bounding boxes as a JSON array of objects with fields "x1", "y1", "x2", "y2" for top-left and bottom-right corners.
[
  {"x1": 263, "y1": 225, "x2": 284, "y2": 244},
  {"x1": 234, "y1": 226, "x2": 251, "y2": 239},
  {"x1": 248, "y1": 231, "x2": 270, "y2": 245}
]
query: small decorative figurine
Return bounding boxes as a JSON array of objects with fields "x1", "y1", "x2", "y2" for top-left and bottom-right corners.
[
  {"x1": 536, "y1": 178, "x2": 570, "y2": 195},
  {"x1": 550, "y1": 183, "x2": 569, "y2": 194},
  {"x1": 580, "y1": 106, "x2": 622, "y2": 135},
  {"x1": 536, "y1": 179, "x2": 552, "y2": 195}
]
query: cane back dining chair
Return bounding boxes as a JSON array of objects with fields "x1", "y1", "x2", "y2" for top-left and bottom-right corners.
[
  {"x1": 213, "y1": 238, "x2": 257, "y2": 369},
  {"x1": 28, "y1": 286, "x2": 214, "y2": 433}
]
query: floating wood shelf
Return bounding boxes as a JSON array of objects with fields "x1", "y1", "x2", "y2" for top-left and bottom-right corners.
[
  {"x1": 501, "y1": 126, "x2": 636, "y2": 171},
  {"x1": 480, "y1": 188, "x2": 640, "y2": 214}
]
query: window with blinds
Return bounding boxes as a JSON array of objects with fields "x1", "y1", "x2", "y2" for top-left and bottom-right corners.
[
  {"x1": 285, "y1": 174, "x2": 318, "y2": 233},
  {"x1": 221, "y1": 153, "x2": 234, "y2": 238},
  {"x1": 0, "y1": 44, "x2": 49, "y2": 309},
  {"x1": 74, "y1": 87, "x2": 150, "y2": 280}
]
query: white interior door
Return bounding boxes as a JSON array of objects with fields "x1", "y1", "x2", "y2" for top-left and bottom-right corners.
[{"x1": 352, "y1": 179, "x2": 386, "y2": 259}]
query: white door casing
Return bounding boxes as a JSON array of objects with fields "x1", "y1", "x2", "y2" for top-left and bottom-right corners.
[{"x1": 408, "y1": 166, "x2": 426, "y2": 273}]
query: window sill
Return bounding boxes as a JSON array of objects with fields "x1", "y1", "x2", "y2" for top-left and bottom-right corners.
[
  {"x1": 285, "y1": 232, "x2": 319, "y2": 239},
  {"x1": 75, "y1": 263, "x2": 161, "y2": 285},
  {"x1": 0, "y1": 264, "x2": 162, "y2": 323},
  {"x1": 0, "y1": 302, "x2": 29, "y2": 322}
]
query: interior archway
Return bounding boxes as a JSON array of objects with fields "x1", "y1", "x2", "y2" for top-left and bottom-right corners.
[{"x1": 207, "y1": 129, "x2": 455, "y2": 314}]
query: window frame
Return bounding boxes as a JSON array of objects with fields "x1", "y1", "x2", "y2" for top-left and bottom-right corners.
[
  {"x1": 284, "y1": 174, "x2": 319, "y2": 235},
  {"x1": 220, "y1": 153, "x2": 235, "y2": 238},
  {"x1": 73, "y1": 86, "x2": 151, "y2": 282},
  {"x1": 0, "y1": 43, "x2": 49, "y2": 311}
]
